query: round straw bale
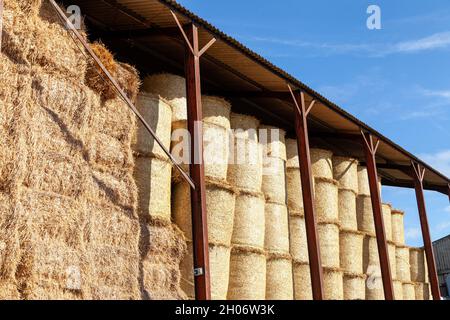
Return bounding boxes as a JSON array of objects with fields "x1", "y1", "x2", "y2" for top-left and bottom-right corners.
[
  {"x1": 286, "y1": 168, "x2": 303, "y2": 214},
  {"x1": 402, "y1": 281, "x2": 416, "y2": 300},
  {"x1": 259, "y1": 125, "x2": 286, "y2": 161},
  {"x1": 172, "y1": 120, "x2": 230, "y2": 182},
  {"x1": 231, "y1": 191, "x2": 265, "y2": 248},
  {"x1": 134, "y1": 156, "x2": 172, "y2": 222},
  {"x1": 356, "y1": 195, "x2": 375, "y2": 234},
  {"x1": 264, "y1": 203, "x2": 290, "y2": 253},
  {"x1": 343, "y1": 272, "x2": 366, "y2": 300},
  {"x1": 132, "y1": 93, "x2": 172, "y2": 159},
  {"x1": 332, "y1": 157, "x2": 358, "y2": 192},
  {"x1": 357, "y1": 166, "x2": 370, "y2": 196},
  {"x1": 289, "y1": 215, "x2": 309, "y2": 263},
  {"x1": 261, "y1": 156, "x2": 286, "y2": 204},
  {"x1": 266, "y1": 253, "x2": 294, "y2": 300},
  {"x1": 286, "y1": 139, "x2": 299, "y2": 169},
  {"x1": 310, "y1": 149, "x2": 333, "y2": 179},
  {"x1": 323, "y1": 267, "x2": 344, "y2": 300},
  {"x1": 393, "y1": 280, "x2": 403, "y2": 300},
  {"x1": 391, "y1": 209, "x2": 405, "y2": 245},
  {"x1": 172, "y1": 179, "x2": 236, "y2": 246},
  {"x1": 230, "y1": 113, "x2": 259, "y2": 142},
  {"x1": 180, "y1": 242, "x2": 231, "y2": 300},
  {"x1": 228, "y1": 138, "x2": 263, "y2": 192},
  {"x1": 365, "y1": 265, "x2": 384, "y2": 300},
  {"x1": 318, "y1": 221, "x2": 340, "y2": 268},
  {"x1": 202, "y1": 96, "x2": 232, "y2": 129},
  {"x1": 314, "y1": 177, "x2": 339, "y2": 222},
  {"x1": 414, "y1": 282, "x2": 430, "y2": 300},
  {"x1": 338, "y1": 189, "x2": 358, "y2": 231},
  {"x1": 388, "y1": 241, "x2": 397, "y2": 279},
  {"x1": 340, "y1": 229, "x2": 364, "y2": 274},
  {"x1": 292, "y1": 261, "x2": 312, "y2": 300},
  {"x1": 396, "y1": 245, "x2": 411, "y2": 282},
  {"x1": 363, "y1": 235, "x2": 380, "y2": 272},
  {"x1": 382, "y1": 203, "x2": 393, "y2": 242},
  {"x1": 410, "y1": 247, "x2": 426, "y2": 282},
  {"x1": 228, "y1": 245, "x2": 266, "y2": 300},
  {"x1": 142, "y1": 74, "x2": 187, "y2": 123}
]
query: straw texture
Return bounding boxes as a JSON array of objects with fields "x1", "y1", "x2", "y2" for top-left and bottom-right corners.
[
  {"x1": 393, "y1": 280, "x2": 403, "y2": 300},
  {"x1": 388, "y1": 241, "x2": 397, "y2": 279},
  {"x1": 338, "y1": 189, "x2": 358, "y2": 231},
  {"x1": 310, "y1": 149, "x2": 333, "y2": 179},
  {"x1": 230, "y1": 113, "x2": 259, "y2": 142},
  {"x1": 340, "y1": 229, "x2": 364, "y2": 274},
  {"x1": 356, "y1": 195, "x2": 375, "y2": 234},
  {"x1": 228, "y1": 245, "x2": 266, "y2": 300},
  {"x1": 289, "y1": 215, "x2": 309, "y2": 263},
  {"x1": 318, "y1": 222, "x2": 340, "y2": 268},
  {"x1": 333, "y1": 157, "x2": 358, "y2": 193},
  {"x1": 286, "y1": 168, "x2": 303, "y2": 214},
  {"x1": 262, "y1": 157, "x2": 286, "y2": 204},
  {"x1": 343, "y1": 273, "x2": 366, "y2": 300},
  {"x1": 292, "y1": 261, "x2": 312, "y2": 300},
  {"x1": 396, "y1": 245, "x2": 411, "y2": 282},
  {"x1": 323, "y1": 267, "x2": 344, "y2": 300},
  {"x1": 259, "y1": 125, "x2": 286, "y2": 161},
  {"x1": 264, "y1": 203, "x2": 290, "y2": 253},
  {"x1": 286, "y1": 139, "x2": 299, "y2": 169},
  {"x1": 414, "y1": 282, "x2": 430, "y2": 300},
  {"x1": 314, "y1": 177, "x2": 339, "y2": 222},
  {"x1": 410, "y1": 247, "x2": 426, "y2": 282},
  {"x1": 391, "y1": 209, "x2": 405, "y2": 245},
  {"x1": 402, "y1": 282, "x2": 416, "y2": 300},
  {"x1": 382, "y1": 203, "x2": 393, "y2": 242},
  {"x1": 266, "y1": 253, "x2": 294, "y2": 300}
]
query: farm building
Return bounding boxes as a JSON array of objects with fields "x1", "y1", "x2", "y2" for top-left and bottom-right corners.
[{"x1": 0, "y1": 0, "x2": 449, "y2": 300}]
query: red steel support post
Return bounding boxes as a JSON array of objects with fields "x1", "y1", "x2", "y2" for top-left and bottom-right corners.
[
  {"x1": 289, "y1": 88, "x2": 324, "y2": 300},
  {"x1": 184, "y1": 22, "x2": 211, "y2": 300},
  {"x1": 361, "y1": 131, "x2": 394, "y2": 300},
  {"x1": 411, "y1": 162, "x2": 441, "y2": 300}
]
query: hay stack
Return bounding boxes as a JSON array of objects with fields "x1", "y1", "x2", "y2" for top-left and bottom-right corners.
[
  {"x1": 289, "y1": 213, "x2": 309, "y2": 263},
  {"x1": 323, "y1": 267, "x2": 344, "y2": 300},
  {"x1": 414, "y1": 282, "x2": 430, "y2": 300},
  {"x1": 337, "y1": 189, "x2": 358, "y2": 231},
  {"x1": 314, "y1": 177, "x2": 339, "y2": 222},
  {"x1": 172, "y1": 179, "x2": 236, "y2": 246},
  {"x1": 382, "y1": 203, "x2": 393, "y2": 242},
  {"x1": 228, "y1": 113, "x2": 263, "y2": 192},
  {"x1": 340, "y1": 229, "x2": 364, "y2": 274},
  {"x1": 266, "y1": 252, "x2": 293, "y2": 300},
  {"x1": 292, "y1": 261, "x2": 312, "y2": 300},
  {"x1": 181, "y1": 242, "x2": 230, "y2": 300},
  {"x1": 231, "y1": 190, "x2": 265, "y2": 248},
  {"x1": 228, "y1": 245, "x2": 266, "y2": 300},
  {"x1": 410, "y1": 247, "x2": 426, "y2": 282},
  {"x1": 357, "y1": 166, "x2": 382, "y2": 196},
  {"x1": 343, "y1": 273, "x2": 366, "y2": 300},
  {"x1": 286, "y1": 139, "x2": 303, "y2": 215},
  {"x1": 318, "y1": 221, "x2": 340, "y2": 268},
  {"x1": 393, "y1": 280, "x2": 403, "y2": 300},
  {"x1": 132, "y1": 93, "x2": 173, "y2": 222},
  {"x1": 391, "y1": 209, "x2": 405, "y2": 245},
  {"x1": 264, "y1": 203, "x2": 290, "y2": 253},
  {"x1": 333, "y1": 157, "x2": 359, "y2": 192},
  {"x1": 310, "y1": 149, "x2": 333, "y2": 179},
  {"x1": 356, "y1": 195, "x2": 375, "y2": 234},
  {"x1": 402, "y1": 281, "x2": 416, "y2": 300},
  {"x1": 396, "y1": 245, "x2": 411, "y2": 282}
]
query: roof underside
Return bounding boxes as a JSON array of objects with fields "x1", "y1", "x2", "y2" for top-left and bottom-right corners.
[{"x1": 61, "y1": 0, "x2": 450, "y2": 194}]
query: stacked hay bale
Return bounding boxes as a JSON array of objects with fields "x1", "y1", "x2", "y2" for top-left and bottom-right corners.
[
  {"x1": 227, "y1": 114, "x2": 266, "y2": 300},
  {"x1": 311, "y1": 149, "x2": 343, "y2": 300},
  {"x1": 260, "y1": 126, "x2": 293, "y2": 300},
  {"x1": 391, "y1": 208, "x2": 409, "y2": 300},
  {"x1": 410, "y1": 247, "x2": 430, "y2": 300},
  {"x1": 334, "y1": 157, "x2": 365, "y2": 300},
  {"x1": 395, "y1": 245, "x2": 411, "y2": 300},
  {"x1": 145, "y1": 74, "x2": 236, "y2": 300},
  {"x1": 286, "y1": 139, "x2": 311, "y2": 300}
]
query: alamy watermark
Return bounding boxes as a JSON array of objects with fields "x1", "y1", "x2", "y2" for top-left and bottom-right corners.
[{"x1": 367, "y1": 5, "x2": 382, "y2": 30}]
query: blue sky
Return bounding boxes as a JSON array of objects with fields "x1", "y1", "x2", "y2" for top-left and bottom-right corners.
[{"x1": 176, "y1": 0, "x2": 450, "y2": 246}]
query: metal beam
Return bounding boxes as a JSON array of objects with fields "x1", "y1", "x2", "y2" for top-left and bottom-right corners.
[
  {"x1": 182, "y1": 22, "x2": 211, "y2": 300},
  {"x1": 411, "y1": 162, "x2": 441, "y2": 300},
  {"x1": 361, "y1": 131, "x2": 394, "y2": 300},
  {"x1": 289, "y1": 87, "x2": 324, "y2": 300}
]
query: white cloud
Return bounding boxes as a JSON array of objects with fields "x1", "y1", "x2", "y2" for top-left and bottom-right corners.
[
  {"x1": 405, "y1": 227, "x2": 421, "y2": 241},
  {"x1": 393, "y1": 32, "x2": 450, "y2": 52},
  {"x1": 422, "y1": 89, "x2": 450, "y2": 100},
  {"x1": 419, "y1": 150, "x2": 450, "y2": 177}
]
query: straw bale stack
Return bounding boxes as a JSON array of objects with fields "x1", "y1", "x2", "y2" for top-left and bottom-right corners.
[
  {"x1": 314, "y1": 177, "x2": 339, "y2": 222},
  {"x1": 357, "y1": 166, "x2": 382, "y2": 196},
  {"x1": 340, "y1": 229, "x2": 364, "y2": 274},
  {"x1": 310, "y1": 149, "x2": 333, "y2": 179},
  {"x1": 402, "y1": 281, "x2": 416, "y2": 300},
  {"x1": 261, "y1": 157, "x2": 286, "y2": 204},
  {"x1": 264, "y1": 203, "x2": 290, "y2": 253},
  {"x1": 365, "y1": 268, "x2": 384, "y2": 300},
  {"x1": 289, "y1": 213, "x2": 309, "y2": 263},
  {"x1": 228, "y1": 113, "x2": 263, "y2": 193},
  {"x1": 396, "y1": 245, "x2": 411, "y2": 282},
  {"x1": 356, "y1": 195, "x2": 375, "y2": 234},
  {"x1": 181, "y1": 242, "x2": 231, "y2": 300},
  {"x1": 259, "y1": 125, "x2": 286, "y2": 161},
  {"x1": 266, "y1": 252, "x2": 293, "y2": 300},
  {"x1": 382, "y1": 203, "x2": 393, "y2": 242},
  {"x1": 388, "y1": 241, "x2": 397, "y2": 279},
  {"x1": 343, "y1": 273, "x2": 366, "y2": 300},
  {"x1": 286, "y1": 139, "x2": 303, "y2": 215},
  {"x1": 363, "y1": 234, "x2": 379, "y2": 270},
  {"x1": 333, "y1": 157, "x2": 359, "y2": 192},
  {"x1": 231, "y1": 190, "x2": 265, "y2": 248},
  {"x1": 337, "y1": 189, "x2": 358, "y2": 231},
  {"x1": 414, "y1": 282, "x2": 430, "y2": 300},
  {"x1": 391, "y1": 209, "x2": 405, "y2": 245},
  {"x1": 292, "y1": 261, "x2": 312, "y2": 300},
  {"x1": 393, "y1": 280, "x2": 403, "y2": 300},
  {"x1": 323, "y1": 267, "x2": 344, "y2": 300},
  {"x1": 172, "y1": 179, "x2": 236, "y2": 246},
  {"x1": 228, "y1": 245, "x2": 266, "y2": 300},
  {"x1": 409, "y1": 247, "x2": 426, "y2": 282},
  {"x1": 318, "y1": 221, "x2": 340, "y2": 268}
]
